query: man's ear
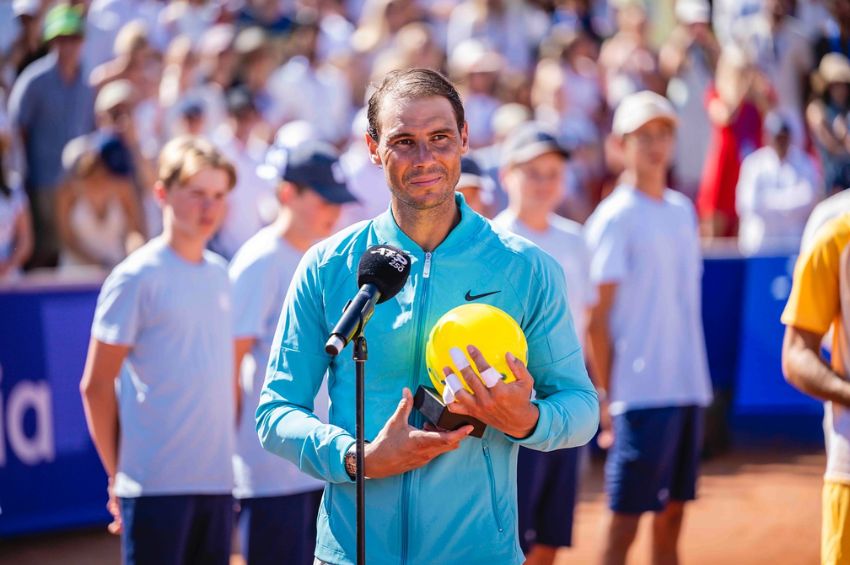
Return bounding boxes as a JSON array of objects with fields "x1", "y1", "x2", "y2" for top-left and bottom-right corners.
[
  {"x1": 365, "y1": 132, "x2": 382, "y2": 167},
  {"x1": 277, "y1": 181, "x2": 296, "y2": 204},
  {"x1": 152, "y1": 181, "x2": 168, "y2": 207},
  {"x1": 460, "y1": 121, "x2": 470, "y2": 155}
]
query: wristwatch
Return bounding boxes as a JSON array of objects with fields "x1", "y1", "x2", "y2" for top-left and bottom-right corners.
[
  {"x1": 344, "y1": 449, "x2": 357, "y2": 480},
  {"x1": 344, "y1": 444, "x2": 369, "y2": 480}
]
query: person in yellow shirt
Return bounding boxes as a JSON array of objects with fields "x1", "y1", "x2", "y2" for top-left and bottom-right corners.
[{"x1": 782, "y1": 212, "x2": 850, "y2": 565}]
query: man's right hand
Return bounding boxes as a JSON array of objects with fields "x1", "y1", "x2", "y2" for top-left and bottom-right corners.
[
  {"x1": 363, "y1": 388, "x2": 473, "y2": 479},
  {"x1": 106, "y1": 479, "x2": 122, "y2": 535}
]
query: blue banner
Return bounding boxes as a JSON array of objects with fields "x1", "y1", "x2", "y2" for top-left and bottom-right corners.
[
  {"x1": 734, "y1": 255, "x2": 822, "y2": 414},
  {"x1": 0, "y1": 285, "x2": 109, "y2": 537}
]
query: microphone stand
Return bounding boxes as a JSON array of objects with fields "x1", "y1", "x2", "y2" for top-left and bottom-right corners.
[{"x1": 353, "y1": 333, "x2": 367, "y2": 565}]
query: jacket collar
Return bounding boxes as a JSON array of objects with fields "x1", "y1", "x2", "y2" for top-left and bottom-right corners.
[{"x1": 373, "y1": 193, "x2": 485, "y2": 256}]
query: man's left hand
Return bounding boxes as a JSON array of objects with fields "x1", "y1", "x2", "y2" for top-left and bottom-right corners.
[{"x1": 445, "y1": 345, "x2": 539, "y2": 439}]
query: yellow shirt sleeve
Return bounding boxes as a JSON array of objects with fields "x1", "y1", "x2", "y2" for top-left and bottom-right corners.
[{"x1": 781, "y1": 214, "x2": 850, "y2": 336}]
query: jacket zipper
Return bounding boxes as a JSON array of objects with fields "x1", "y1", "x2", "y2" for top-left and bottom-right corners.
[
  {"x1": 482, "y1": 440, "x2": 504, "y2": 533},
  {"x1": 401, "y1": 251, "x2": 432, "y2": 564}
]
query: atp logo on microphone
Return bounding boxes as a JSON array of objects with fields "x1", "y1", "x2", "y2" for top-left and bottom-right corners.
[{"x1": 371, "y1": 246, "x2": 409, "y2": 273}]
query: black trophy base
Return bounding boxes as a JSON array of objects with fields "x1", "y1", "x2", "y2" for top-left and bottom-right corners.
[{"x1": 413, "y1": 385, "x2": 486, "y2": 438}]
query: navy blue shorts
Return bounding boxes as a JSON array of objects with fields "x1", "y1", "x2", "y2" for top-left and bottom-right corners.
[
  {"x1": 605, "y1": 405, "x2": 704, "y2": 514},
  {"x1": 120, "y1": 494, "x2": 233, "y2": 565},
  {"x1": 517, "y1": 446, "x2": 580, "y2": 551},
  {"x1": 236, "y1": 490, "x2": 323, "y2": 565}
]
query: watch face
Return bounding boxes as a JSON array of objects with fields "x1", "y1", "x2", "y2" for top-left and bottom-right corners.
[{"x1": 346, "y1": 452, "x2": 357, "y2": 479}]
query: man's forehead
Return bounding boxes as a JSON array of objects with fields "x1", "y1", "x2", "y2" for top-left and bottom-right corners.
[{"x1": 379, "y1": 96, "x2": 458, "y2": 136}]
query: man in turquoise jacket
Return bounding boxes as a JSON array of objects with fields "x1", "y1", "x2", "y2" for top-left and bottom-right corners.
[{"x1": 256, "y1": 68, "x2": 599, "y2": 565}]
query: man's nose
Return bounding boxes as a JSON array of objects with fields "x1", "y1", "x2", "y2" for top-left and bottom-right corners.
[{"x1": 413, "y1": 142, "x2": 437, "y2": 167}]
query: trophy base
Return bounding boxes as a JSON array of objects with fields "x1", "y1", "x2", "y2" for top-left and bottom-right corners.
[{"x1": 413, "y1": 385, "x2": 486, "y2": 438}]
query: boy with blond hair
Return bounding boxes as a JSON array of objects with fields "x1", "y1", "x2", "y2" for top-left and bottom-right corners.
[{"x1": 80, "y1": 136, "x2": 238, "y2": 565}]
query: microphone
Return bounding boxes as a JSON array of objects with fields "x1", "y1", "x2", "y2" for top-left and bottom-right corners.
[{"x1": 325, "y1": 245, "x2": 412, "y2": 356}]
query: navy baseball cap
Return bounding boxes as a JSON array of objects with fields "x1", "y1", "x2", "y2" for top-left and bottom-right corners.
[
  {"x1": 500, "y1": 122, "x2": 570, "y2": 168},
  {"x1": 62, "y1": 132, "x2": 133, "y2": 178},
  {"x1": 258, "y1": 140, "x2": 358, "y2": 204},
  {"x1": 458, "y1": 156, "x2": 486, "y2": 189},
  {"x1": 98, "y1": 134, "x2": 134, "y2": 177}
]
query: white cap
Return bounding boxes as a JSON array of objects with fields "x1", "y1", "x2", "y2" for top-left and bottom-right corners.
[
  {"x1": 198, "y1": 24, "x2": 235, "y2": 57},
  {"x1": 13, "y1": 0, "x2": 39, "y2": 17},
  {"x1": 675, "y1": 0, "x2": 710, "y2": 24},
  {"x1": 819, "y1": 53, "x2": 850, "y2": 85},
  {"x1": 612, "y1": 91, "x2": 678, "y2": 136},
  {"x1": 95, "y1": 80, "x2": 135, "y2": 115},
  {"x1": 274, "y1": 120, "x2": 319, "y2": 150},
  {"x1": 449, "y1": 39, "x2": 503, "y2": 76}
]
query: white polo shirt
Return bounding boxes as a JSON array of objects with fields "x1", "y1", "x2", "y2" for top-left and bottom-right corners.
[
  {"x1": 736, "y1": 145, "x2": 821, "y2": 255},
  {"x1": 584, "y1": 185, "x2": 713, "y2": 415}
]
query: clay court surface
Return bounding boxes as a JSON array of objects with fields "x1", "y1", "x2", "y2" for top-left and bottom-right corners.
[{"x1": 0, "y1": 446, "x2": 824, "y2": 565}]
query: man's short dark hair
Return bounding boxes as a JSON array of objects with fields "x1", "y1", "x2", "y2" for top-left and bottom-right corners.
[{"x1": 366, "y1": 68, "x2": 465, "y2": 142}]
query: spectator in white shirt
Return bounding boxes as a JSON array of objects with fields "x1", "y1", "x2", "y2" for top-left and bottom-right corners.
[
  {"x1": 585, "y1": 91, "x2": 712, "y2": 565},
  {"x1": 737, "y1": 111, "x2": 822, "y2": 255},
  {"x1": 268, "y1": 14, "x2": 353, "y2": 145},
  {"x1": 210, "y1": 87, "x2": 276, "y2": 260}
]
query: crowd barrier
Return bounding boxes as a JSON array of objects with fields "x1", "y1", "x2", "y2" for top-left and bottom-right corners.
[{"x1": 0, "y1": 253, "x2": 823, "y2": 536}]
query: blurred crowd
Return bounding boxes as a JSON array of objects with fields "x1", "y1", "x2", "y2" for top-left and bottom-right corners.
[{"x1": 0, "y1": 0, "x2": 849, "y2": 280}]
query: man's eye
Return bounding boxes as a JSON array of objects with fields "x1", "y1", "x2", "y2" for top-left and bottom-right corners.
[{"x1": 396, "y1": 139, "x2": 413, "y2": 146}]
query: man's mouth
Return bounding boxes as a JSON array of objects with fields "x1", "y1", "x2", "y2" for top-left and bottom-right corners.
[{"x1": 409, "y1": 175, "x2": 442, "y2": 187}]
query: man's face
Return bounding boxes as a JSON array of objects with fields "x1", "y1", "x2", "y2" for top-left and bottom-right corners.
[
  {"x1": 100, "y1": 102, "x2": 134, "y2": 133},
  {"x1": 771, "y1": 131, "x2": 791, "y2": 158},
  {"x1": 287, "y1": 186, "x2": 343, "y2": 241},
  {"x1": 54, "y1": 34, "x2": 84, "y2": 63},
  {"x1": 366, "y1": 95, "x2": 468, "y2": 212},
  {"x1": 502, "y1": 152, "x2": 566, "y2": 215},
  {"x1": 159, "y1": 167, "x2": 231, "y2": 243},
  {"x1": 622, "y1": 118, "x2": 675, "y2": 177}
]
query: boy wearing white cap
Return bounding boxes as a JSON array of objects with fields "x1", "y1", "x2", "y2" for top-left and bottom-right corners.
[{"x1": 585, "y1": 91, "x2": 713, "y2": 565}]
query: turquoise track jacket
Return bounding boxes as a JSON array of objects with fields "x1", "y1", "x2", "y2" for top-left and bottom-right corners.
[{"x1": 256, "y1": 194, "x2": 599, "y2": 565}]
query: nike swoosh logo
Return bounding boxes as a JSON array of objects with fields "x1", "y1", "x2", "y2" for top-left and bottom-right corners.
[{"x1": 465, "y1": 290, "x2": 501, "y2": 301}]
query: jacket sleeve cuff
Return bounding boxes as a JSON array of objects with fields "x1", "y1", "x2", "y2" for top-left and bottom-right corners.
[
  {"x1": 505, "y1": 399, "x2": 552, "y2": 447},
  {"x1": 331, "y1": 434, "x2": 358, "y2": 484}
]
